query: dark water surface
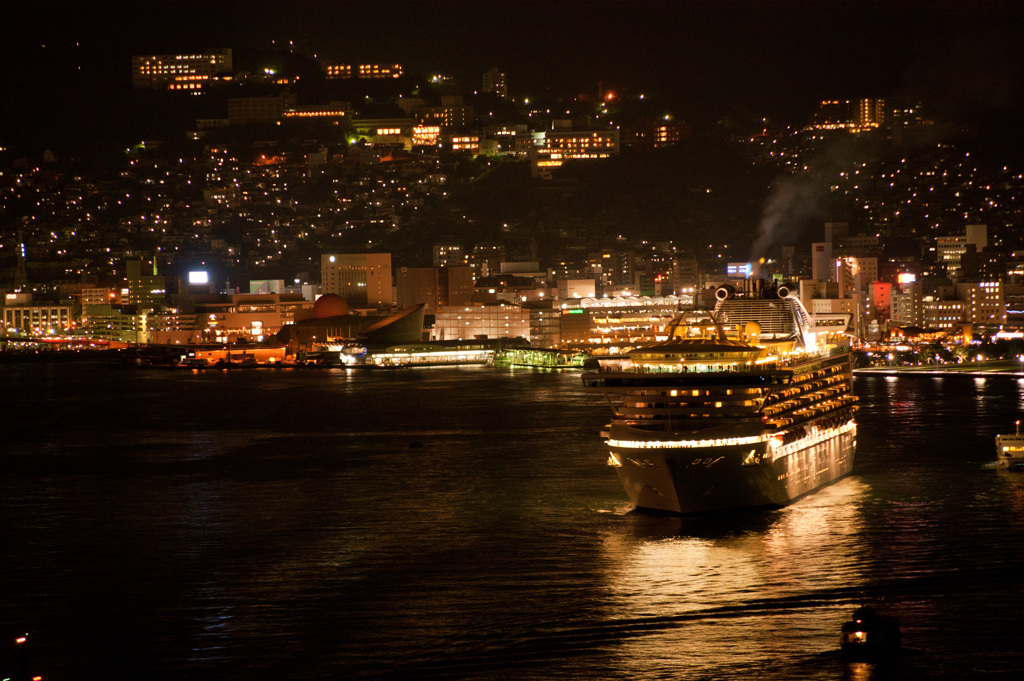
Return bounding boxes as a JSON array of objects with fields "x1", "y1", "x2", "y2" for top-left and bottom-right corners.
[{"x1": 2, "y1": 363, "x2": 1023, "y2": 680}]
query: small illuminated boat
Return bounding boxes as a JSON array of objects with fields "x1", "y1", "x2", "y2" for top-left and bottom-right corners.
[
  {"x1": 841, "y1": 605, "x2": 901, "y2": 661},
  {"x1": 995, "y1": 420, "x2": 1024, "y2": 470}
]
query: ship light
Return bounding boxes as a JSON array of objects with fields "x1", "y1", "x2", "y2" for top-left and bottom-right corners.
[
  {"x1": 768, "y1": 420, "x2": 857, "y2": 462},
  {"x1": 609, "y1": 434, "x2": 769, "y2": 449}
]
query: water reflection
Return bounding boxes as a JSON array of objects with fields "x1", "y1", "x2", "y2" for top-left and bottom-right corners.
[
  {"x1": 597, "y1": 478, "x2": 873, "y2": 678},
  {"x1": 997, "y1": 468, "x2": 1024, "y2": 518},
  {"x1": 843, "y1": 660, "x2": 901, "y2": 681}
]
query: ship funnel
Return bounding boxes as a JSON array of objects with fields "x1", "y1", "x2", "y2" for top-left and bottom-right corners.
[{"x1": 715, "y1": 285, "x2": 735, "y2": 301}]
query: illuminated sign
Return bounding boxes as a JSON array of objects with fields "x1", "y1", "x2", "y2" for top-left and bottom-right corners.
[
  {"x1": 188, "y1": 271, "x2": 209, "y2": 285},
  {"x1": 727, "y1": 263, "x2": 754, "y2": 278}
]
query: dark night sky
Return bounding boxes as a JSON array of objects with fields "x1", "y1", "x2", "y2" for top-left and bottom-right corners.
[{"x1": 3, "y1": 0, "x2": 1024, "y2": 150}]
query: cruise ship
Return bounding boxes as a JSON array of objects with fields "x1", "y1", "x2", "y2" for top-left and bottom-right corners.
[{"x1": 582, "y1": 281, "x2": 857, "y2": 514}]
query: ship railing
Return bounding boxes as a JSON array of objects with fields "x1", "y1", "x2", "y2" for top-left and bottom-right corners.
[
  {"x1": 592, "y1": 362, "x2": 783, "y2": 375},
  {"x1": 589, "y1": 346, "x2": 848, "y2": 375}
]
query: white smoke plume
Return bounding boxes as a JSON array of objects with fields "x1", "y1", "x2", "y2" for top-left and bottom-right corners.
[
  {"x1": 748, "y1": 170, "x2": 828, "y2": 262},
  {"x1": 749, "y1": 134, "x2": 875, "y2": 262}
]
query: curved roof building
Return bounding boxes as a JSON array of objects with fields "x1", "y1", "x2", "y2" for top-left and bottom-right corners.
[{"x1": 277, "y1": 302, "x2": 425, "y2": 349}]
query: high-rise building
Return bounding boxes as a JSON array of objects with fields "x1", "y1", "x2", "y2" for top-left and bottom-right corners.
[
  {"x1": 590, "y1": 249, "x2": 635, "y2": 287},
  {"x1": 870, "y1": 281, "x2": 893, "y2": 320},
  {"x1": 955, "y1": 281, "x2": 1006, "y2": 327},
  {"x1": 441, "y1": 267, "x2": 475, "y2": 308},
  {"x1": 837, "y1": 256, "x2": 877, "y2": 297},
  {"x1": 395, "y1": 266, "x2": 474, "y2": 316},
  {"x1": 936, "y1": 236, "x2": 968, "y2": 278},
  {"x1": 966, "y1": 224, "x2": 988, "y2": 250},
  {"x1": 468, "y1": 243, "x2": 506, "y2": 278},
  {"x1": 228, "y1": 93, "x2": 298, "y2": 125},
  {"x1": 321, "y1": 254, "x2": 393, "y2": 308},
  {"x1": 808, "y1": 98, "x2": 887, "y2": 133},
  {"x1": 482, "y1": 68, "x2": 507, "y2": 98},
  {"x1": 891, "y1": 281, "x2": 924, "y2": 327},
  {"x1": 433, "y1": 242, "x2": 465, "y2": 268},
  {"x1": 923, "y1": 298, "x2": 965, "y2": 331},
  {"x1": 859, "y1": 98, "x2": 886, "y2": 127},
  {"x1": 937, "y1": 226, "x2": 986, "y2": 280},
  {"x1": 671, "y1": 257, "x2": 701, "y2": 294},
  {"x1": 132, "y1": 49, "x2": 233, "y2": 90},
  {"x1": 395, "y1": 268, "x2": 439, "y2": 316},
  {"x1": 811, "y1": 242, "x2": 833, "y2": 282},
  {"x1": 125, "y1": 259, "x2": 166, "y2": 312},
  {"x1": 412, "y1": 95, "x2": 475, "y2": 129}
]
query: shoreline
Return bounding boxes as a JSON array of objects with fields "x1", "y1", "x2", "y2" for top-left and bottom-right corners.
[
  {"x1": 855, "y1": 363, "x2": 1024, "y2": 377},
  {"x1": 5, "y1": 347, "x2": 1024, "y2": 377}
]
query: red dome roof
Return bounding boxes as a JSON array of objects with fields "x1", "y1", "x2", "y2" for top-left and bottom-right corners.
[{"x1": 313, "y1": 294, "x2": 349, "y2": 319}]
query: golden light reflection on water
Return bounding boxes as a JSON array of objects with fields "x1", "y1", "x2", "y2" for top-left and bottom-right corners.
[
  {"x1": 599, "y1": 477, "x2": 873, "y2": 678},
  {"x1": 998, "y1": 468, "x2": 1024, "y2": 517}
]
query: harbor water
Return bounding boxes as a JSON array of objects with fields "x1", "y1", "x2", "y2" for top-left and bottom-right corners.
[{"x1": 2, "y1": 362, "x2": 1023, "y2": 680}]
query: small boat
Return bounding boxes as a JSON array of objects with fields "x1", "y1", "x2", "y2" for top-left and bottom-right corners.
[
  {"x1": 841, "y1": 605, "x2": 901, "y2": 661},
  {"x1": 996, "y1": 420, "x2": 1024, "y2": 470}
]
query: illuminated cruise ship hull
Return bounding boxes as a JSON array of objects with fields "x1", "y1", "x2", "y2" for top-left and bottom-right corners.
[
  {"x1": 583, "y1": 281, "x2": 858, "y2": 514},
  {"x1": 605, "y1": 419, "x2": 856, "y2": 514}
]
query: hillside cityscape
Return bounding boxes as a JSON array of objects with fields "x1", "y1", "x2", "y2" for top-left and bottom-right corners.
[{"x1": 4, "y1": 34, "x2": 1024, "y2": 366}]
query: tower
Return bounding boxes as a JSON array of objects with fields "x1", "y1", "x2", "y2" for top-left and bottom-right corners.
[{"x1": 482, "y1": 68, "x2": 507, "y2": 98}]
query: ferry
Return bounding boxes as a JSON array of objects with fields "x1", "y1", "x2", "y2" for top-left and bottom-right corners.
[
  {"x1": 841, "y1": 605, "x2": 901, "y2": 661},
  {"x1": 995, "y1": 420, "x2": 1024, "y2": 470},
  {"x1": 492, "y1": 347, "x2": 590, "y2": 369},
  {"x1": 582, "y1": 280, "x2": 857, "y2": 514}
]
